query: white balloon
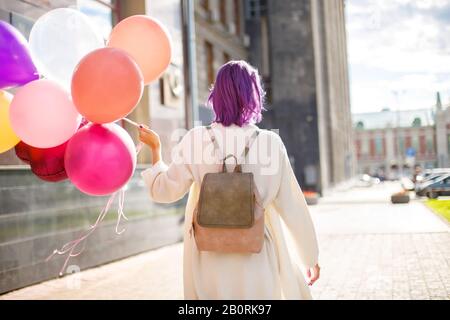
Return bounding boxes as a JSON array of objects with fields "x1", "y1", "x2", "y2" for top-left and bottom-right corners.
[{"x1": 29, "y1": 8, "x2": 104, "y2": 89}]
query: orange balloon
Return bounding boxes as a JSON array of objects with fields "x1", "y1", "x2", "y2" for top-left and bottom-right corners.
[
  {"x1": 107, "y1": 15, "x2": 172, "y2": 84},
  {"x1": 71, "y1": 47, "x2": 143, "y2": 124}
]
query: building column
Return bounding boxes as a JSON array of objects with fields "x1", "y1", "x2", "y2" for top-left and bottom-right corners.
[
  {"x1": 117, "y1": 0, "x2": 151, "y2": 164},
  {"x1": 385, "y1": 128, "x2": 395, "y2": 178},
  {"x1": 436, "y1": 109, "x2": 449, "y2": 167}
]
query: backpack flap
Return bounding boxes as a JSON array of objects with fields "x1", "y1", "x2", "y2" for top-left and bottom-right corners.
[{"x1": 197, "y1": 171, "x2": 255, "y2": 228}]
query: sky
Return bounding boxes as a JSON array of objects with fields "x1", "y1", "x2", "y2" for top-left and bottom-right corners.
[{"x1": 345, "y1": 0, "x2": 450, "y2": 114}]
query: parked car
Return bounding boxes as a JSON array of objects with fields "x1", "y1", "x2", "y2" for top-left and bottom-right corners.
[
  {"x1": 415, "y1": 168, "x2": 450, "y2": 183},
  {"x1": 415, "y1": 171, "x2": 450, "y2": 194},
  {"x1": 415, "y1": 173, "x2": 450, "y2": 199}
]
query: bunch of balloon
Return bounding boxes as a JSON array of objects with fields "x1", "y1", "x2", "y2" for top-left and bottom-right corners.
[
  {"x1": 0, "y1": 9, "x2": 172, "y2": 274},
  {"x1": 0, "y1": 10, "x2": 91, "y2": 183},
  {"x1": 1, "y1": 9, "x2": 172, "y2": 196},
  {"x1": 0, "y1": 20, "x2": 38, "y2": 154},
  {"x1": 0, "y1": 8, "x2": 172, "y2": 274},
  {"x1": 66, "y1": 14, "x2": 172, "y2": 196}
]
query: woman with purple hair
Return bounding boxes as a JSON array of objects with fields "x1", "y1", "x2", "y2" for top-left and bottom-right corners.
[{"x1": 138, "y1": 60, "x2": 320, "y2": 300}]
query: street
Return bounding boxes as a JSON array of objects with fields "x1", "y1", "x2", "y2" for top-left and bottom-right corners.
[{"x1": 1, "y1": 182, "x2": 449, "y2": 300}]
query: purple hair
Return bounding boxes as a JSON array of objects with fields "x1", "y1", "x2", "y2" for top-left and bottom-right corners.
[{"x1": 207, "y1": 60, "x2": 265, "y2": 127}]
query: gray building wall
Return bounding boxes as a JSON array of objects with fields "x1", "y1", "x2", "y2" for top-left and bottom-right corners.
[
  {"x1": 263, "y1": 0, "x2": 322, "y2": 192},
  {"x1": 0, "y1": 168, "x2": 184, "y2": 294},
  {"x1": 246, "y1": 0, "x2": 354, "y2": 193}
]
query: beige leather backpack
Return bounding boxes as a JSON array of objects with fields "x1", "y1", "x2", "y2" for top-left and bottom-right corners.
[{"x1": 191, "y1": 125, "x2": 264, "y2": 254}]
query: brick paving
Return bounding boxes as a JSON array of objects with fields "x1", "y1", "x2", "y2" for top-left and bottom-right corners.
[
  {"x1": 1, "y1": 182, "x2": 449, "y2": 300},
  {"x1": 310, "y1": 232, "x2": 450, "y2": 300}
]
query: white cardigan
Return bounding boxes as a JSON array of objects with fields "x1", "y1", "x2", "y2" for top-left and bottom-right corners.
[{"x1": 141, "y1": 122, "x2": 319, "y2": 299}]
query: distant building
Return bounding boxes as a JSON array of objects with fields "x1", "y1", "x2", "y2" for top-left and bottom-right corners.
[
  {"x1": 353, "y1": 108, "x2": 437, "y2": 179},
  {"x1": 353, "y1": 92, "x2": 450, "y2": 179}
]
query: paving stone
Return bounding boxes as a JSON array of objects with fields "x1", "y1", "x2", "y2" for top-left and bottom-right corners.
[{"x1": 1, "y1": 183, "x2": 449, "y2": 300}]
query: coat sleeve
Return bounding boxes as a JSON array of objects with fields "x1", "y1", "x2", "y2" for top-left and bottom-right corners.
[
  {"x1": 272, "y1": 137, "x2": 319, "y2": 269},
  {"x1": 141, "y1": 131, "x2": 194, "y2": 204}
]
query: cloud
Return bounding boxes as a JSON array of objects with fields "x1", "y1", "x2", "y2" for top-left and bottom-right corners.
[{"x1": 346, "y1": 0, "x2": 450, "y2": 113}]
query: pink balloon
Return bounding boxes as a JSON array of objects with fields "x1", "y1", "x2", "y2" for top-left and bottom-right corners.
[
  {"x1": 9, "y1": 79, "x2": 81, "y2": 148},
  {"x1": 65, "y1": 123, "x2": 137, "y2": 196}
]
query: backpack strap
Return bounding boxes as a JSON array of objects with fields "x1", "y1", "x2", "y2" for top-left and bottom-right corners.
[
  {"x1": 206, "y1": 125, "x2": 222, "y2": 158},
  {"x1": 206, "y1": 125, "x2": 259, "y2": 167},
  {"x1": 239, "y1": 129, "x2": 260, "y2": 162},
  {"x1": 206, "y1": 125, "x2": 220, "y2": 150}
]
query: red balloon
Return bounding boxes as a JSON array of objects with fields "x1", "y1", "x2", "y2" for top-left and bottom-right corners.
[
  {"x1": 15, "y1": 141, "x2": 68, "y2": 182},
  {"x1": 15, "y1": 120, "x2": 87, "y2": 182}
]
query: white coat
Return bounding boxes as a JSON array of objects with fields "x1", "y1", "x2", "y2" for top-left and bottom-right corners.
[{"x1": 141, "y1": 122, "x2": 319, "y2": 299}]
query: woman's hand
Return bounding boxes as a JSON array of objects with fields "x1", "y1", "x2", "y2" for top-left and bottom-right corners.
[
  {"x1": 138, "y1": 125, "x2": 162, "y2": 165},
  {"x1": 138, "y1": 125, "x2": 160, "y2": 149},
  {"x1": 306, "y1": 264, "x2": 320, "y2": 286}
]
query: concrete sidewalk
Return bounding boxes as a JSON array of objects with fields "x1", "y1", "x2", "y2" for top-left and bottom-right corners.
[{"x1": 1, "y1": 182, "x2": 449, "y2": 300}]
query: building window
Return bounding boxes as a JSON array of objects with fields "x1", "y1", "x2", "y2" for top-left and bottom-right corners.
[
  {"x1": 245, "y1": 0, "x2": 268, "y2": 20},
  {"x1": 405, "y1": 136, "x2": 412, "y2": 150},
  {"x1": 369, "y1": 138, "x2": 375, "y2": 157},
  {"x1": 426, "y1": 135, "x2": 434, "y2": 154},
  {"x1": 78, "y1": 0, "x2": 116, "y2": 40},
  {"x1": 419, "y1": 135, "x2": 426, "y2": 155},
  {"x1": 234, "y1": 0, "x2": 241, "y2": 35},
  {"x1": 375, "y1": 136, "x2": 383, "y2": 156},
  {"x1": 219, "y1": 0, "x2": 227, "y2": 27},
  {"x1": 205, "y1": 41, "x2": 215, "y2": 87}
]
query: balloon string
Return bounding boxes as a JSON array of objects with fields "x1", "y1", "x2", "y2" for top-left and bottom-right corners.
[
  {"x1": 115, "y1": 188, "x2": 127, "y2": 235},
  {"x1": 122, "y1": 117, "x2": 140, "y2": 128},
  {"x1": 46, "y1": 141, "x2": 144, "y2": 276}
]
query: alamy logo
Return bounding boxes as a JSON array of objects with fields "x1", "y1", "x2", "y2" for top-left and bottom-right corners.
[{"x1": 168, "y1": 124, "x2": 283, "y2": 176}]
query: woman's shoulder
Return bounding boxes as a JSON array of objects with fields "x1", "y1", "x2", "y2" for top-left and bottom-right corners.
[
  {"x1": 256, "y1": 127, "x2": 285, "y2": 149},
  {"x1": 181, "y1": 124, "x2": 284, "y2": 147},
  {"x1": 256, "y1": 127, "x2": 281, "y2": 139},
  {"x1": 181, "y1": 125, "x2": 209, "y2": 141}
]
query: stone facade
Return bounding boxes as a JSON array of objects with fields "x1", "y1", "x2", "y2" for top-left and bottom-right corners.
[
  {"x1": 354, "y1": 123, "x2": 437, "y2": 179},
  {"x1": 246, "y1": 0, "x2": 354, "y2": 193},
  {"x1": 435, "y1": 104, "x2": 450, "y2": 168},
  {"x1": 194, "y1": 0, "x2": 248, "y2": 122}
]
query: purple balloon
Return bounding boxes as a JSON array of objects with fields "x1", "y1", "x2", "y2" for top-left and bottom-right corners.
[
  {"x1": 65, "y1": 123, "x2": 137, "y2": 196},
  {"x1": 0, "y1": 21, "x2": 39, "y2": 89}
]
